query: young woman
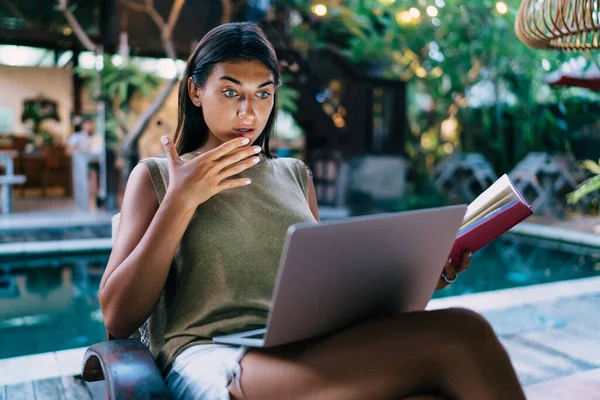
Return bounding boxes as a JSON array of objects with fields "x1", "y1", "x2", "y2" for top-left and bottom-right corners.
[{"x1": 99, "y1": 22, "x2": 526, "y2": 400}]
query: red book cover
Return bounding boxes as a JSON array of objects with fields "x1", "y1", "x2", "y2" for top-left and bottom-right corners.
[{"x1": 448, "y1": 198, "x2": 533, "y2": 262}]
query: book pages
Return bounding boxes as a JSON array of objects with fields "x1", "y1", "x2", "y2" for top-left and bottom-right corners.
[
  {"x1": 461, "y1": 174, "x2": 517, "y2": 229},
  {"x1": 462, "y1": 192, "x2": 515, "y2": 229}
]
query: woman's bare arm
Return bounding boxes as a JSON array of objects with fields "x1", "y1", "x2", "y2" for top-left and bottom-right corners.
[
  {"x1": 99, "y1": 162, "x2": 196, "y2": 338},
  {"x1": 99, "y1": 136, "x2": 261, "y2": 338}
]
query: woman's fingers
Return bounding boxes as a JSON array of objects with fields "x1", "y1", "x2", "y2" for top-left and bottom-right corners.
[
  {"x1": 443, "y1": 251, "x2": 471, "y2": 278},
  {"x1": 161, "y1": 136, "x2": 181, "y2": 166},
  {"x1": 205, "y1": 137, "x2": 251, "y2": 161},
  {"x1": 456, "y1": 251, "x2": 472, "y2": 274},
  {"x1": 217, "y1": 155, "x2": 260, "y2": 181},
  {"x1": 216, "y1": 145, "x2": 262, "y2": 172},
  {"x1": 438, "y1": 251, "x2": 471, "y2": 290},
  {"x1": 216, "y1": 177, "x2": 253, "y2": 192},
  {"x1": 443, "y1": 258, "x2": 458, "y2": 279}
]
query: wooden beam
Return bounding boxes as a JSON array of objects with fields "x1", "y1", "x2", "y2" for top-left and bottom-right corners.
[{"x1": 0, "y1": 28, "x2": 99, "y2": 51}]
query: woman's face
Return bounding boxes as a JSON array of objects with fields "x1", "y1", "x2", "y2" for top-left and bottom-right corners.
[{"x1": 189, "y1": 59, "x2": 276, "y2": 149}]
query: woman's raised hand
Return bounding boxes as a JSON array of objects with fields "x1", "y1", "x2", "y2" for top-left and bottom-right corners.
[
  {"x1": 435, "y1": 250, "x2": 472, "y2": 291},
  {"x1": 161, "y1": 135, "x2": 261, "y2": 210}
]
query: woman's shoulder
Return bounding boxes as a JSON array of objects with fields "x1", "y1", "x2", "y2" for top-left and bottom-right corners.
[
  {"x1": 139, "y1": 155, "x2": 168, "y2": 166},
  {"x1": 137, "y1": 157, "x2": 169, "y2": 201},
  {"x1": 270, "y1": 156, "x2": 312, "y2": 198},
  {"x1": 272, "y1": 156, "x2": 312, "y2": 179},
  {"x1": 270, "y1": 156, "x2": 306, "y2": 168}
]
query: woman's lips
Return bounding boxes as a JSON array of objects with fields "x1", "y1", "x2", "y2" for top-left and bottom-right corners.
[{"x1": 234, "y1": 128, "x2": 255, "y2": 136}]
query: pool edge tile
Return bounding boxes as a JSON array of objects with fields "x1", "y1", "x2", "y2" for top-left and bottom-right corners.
[
  {"x1": 55, "y1": 347, "x2": 87, "y2": 377},
  {"x1": 0, "y1": 351, "x2": 60, "y2": 386},
  {"x1": 513, "y1": 223, "x2": 600, "y2": 247},
  {"x1": 427, "y1": 276, "x2": 600, "y2": 312},
  {"x1": 0, "y1": 238, "x2": 112, "y2": 256}
]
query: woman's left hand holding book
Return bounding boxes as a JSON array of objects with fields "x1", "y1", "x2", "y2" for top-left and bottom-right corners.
[{"x1": 435, "y1": 250, "x2": 472, "y2": 290}]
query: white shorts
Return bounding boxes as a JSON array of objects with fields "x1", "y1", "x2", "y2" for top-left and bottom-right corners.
[{"x1": 165, "y1": 344, "x2": 249, "y2": 400}]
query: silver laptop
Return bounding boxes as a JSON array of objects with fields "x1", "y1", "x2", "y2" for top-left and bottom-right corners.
[{"x1": 213, "y1": 205, "x2": 467, "y2": 348}]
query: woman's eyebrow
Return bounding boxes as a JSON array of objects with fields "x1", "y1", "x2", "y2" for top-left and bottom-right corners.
[{"x1": 219, "y1": 76, "x2": 274, "y2": 88}]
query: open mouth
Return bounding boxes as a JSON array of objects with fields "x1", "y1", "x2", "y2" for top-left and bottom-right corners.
[{"x1": 234, "y1": 127, "x2": 255, "y2": 136}]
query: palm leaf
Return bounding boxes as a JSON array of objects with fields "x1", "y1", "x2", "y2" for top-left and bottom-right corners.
[
  {"x1": 567, "y1": 175, "x2": 600, "y2": 204},
  {"x1": 581, "y1": 159, "x2": 600, "y2": 175}
]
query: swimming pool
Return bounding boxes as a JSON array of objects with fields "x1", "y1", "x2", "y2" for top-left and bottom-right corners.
[{"x1": 0, "y1": 233, "x2": 598, "y2": 359}]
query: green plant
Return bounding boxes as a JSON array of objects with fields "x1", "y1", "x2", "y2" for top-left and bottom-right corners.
[
  {"x1": 277, "y1": 73, "x2": 300, "y2": 114},
  {"x1": 567, "y1": 159, "x2": 600, "y2": 205},
  {"x1": 76, "y1": 55, "x2": 161, "y2": 150},
  {"x1": 277, "y1": 0, "x2": 598, "y2": 171},
  {"x1": 21, "y1": 96, "x2": 60, "y2": 145}
]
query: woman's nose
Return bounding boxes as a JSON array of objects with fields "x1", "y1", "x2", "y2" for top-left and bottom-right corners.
[{"x1": 238, "y1": 97, "x2": 256, "y2": 120}]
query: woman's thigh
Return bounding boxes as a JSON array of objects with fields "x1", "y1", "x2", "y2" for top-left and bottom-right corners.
[{"x1": 231, "y1": 308, "x2": 514, "y2": 400}]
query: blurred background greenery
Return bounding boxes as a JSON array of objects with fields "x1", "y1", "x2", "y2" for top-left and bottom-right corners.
[{"x1": 275, "y1": 0, "x2": 600, "y2": 211}]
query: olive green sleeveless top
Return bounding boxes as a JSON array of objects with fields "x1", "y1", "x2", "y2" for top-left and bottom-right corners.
[{"x1": 139, "y1": 151, "x2": 317, "y2": 374}]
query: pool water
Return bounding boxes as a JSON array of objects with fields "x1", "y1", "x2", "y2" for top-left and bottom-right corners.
[
  {"x1": 0, "y1": 252, "x2": 108, "y2": 359},
  {"x1": 0, "y1": 234, "x2": 598, "y2": 359}
]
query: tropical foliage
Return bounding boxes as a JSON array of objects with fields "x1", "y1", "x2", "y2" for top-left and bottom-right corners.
[
  {"x1": 76, "y1": 55, "x2": 161, "y2": 150},
  {"x1": 568, "y1": 160, "x2": 600, "y2": 205},
  {"x1": 277, "y1": 0, "x2": 600, "y2": 176}
]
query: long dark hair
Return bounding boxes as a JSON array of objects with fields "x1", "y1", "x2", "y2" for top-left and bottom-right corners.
[{"x1": 174, "y1": 22, "x2": 280, "y2": 158}]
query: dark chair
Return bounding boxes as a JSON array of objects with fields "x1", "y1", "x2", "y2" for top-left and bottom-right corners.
[
  {"x1": 82, "y1": 214, "x2": 170, "y2": 399},
  {"x1": 41, "y1": 144, "x2": 72, "y2": 197}
]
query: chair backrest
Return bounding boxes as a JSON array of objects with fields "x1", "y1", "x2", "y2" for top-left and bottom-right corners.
[{"x1": 42, "y1": 145, "x2": 68, "y2": 170}]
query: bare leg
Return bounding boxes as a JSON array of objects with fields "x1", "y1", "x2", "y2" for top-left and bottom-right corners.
[{"x1": 230, "y1": 308, "x2": 524, "y2": 400}]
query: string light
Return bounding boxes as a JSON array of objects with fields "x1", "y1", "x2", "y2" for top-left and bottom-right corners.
[
  {"x1": 409, "y1": 7, "x2": 421, "y2": 18},
  {"x1": 333, "y1": 113, "x2": 345, "y2": 128},
  {"x1": 396, "y1": 11, "x2": 412, "y2": 25},
  {"x1": 94, "y1": 54, "x2": 104, "y2": 71},
  {"x1": 496, "y1": 2, "x2": 508, "y2": 14},
  {"x1": 312, "y1": 4, "x2": 327, "y2": 17},
  {"x1": 426, "y1": 6, "x2": 438, "y2": 17},
  {"x1": 415, "y1": 67, "x2": 427, "y2": 78},
  {"x1": 111, "y1": 54, "x2": 123, "y2": 67},
  {"x1": 541, "y1": 59, "x2": 551, "y2": 71}
]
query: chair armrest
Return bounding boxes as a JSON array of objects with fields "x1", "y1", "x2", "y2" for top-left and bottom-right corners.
[{"x1": 82, "y1": 339, "x2": 170, "y2": 399}]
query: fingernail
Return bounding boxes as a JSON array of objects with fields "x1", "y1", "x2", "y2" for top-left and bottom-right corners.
[
  {"x1": 245, "y1": 179, "x2": 252, "y2": 185},
  {"x1": 241, "y1": 138, "x2": 250, "y2": 145},
  {"x1": 253, "y1": 146, "x2": 262, "y2": 153},
  {"x1": 161, "y1": 136, "x2": 169, "y2": 145},
  {"x1": 252, "y1": 157, "x2": 260, "y2": 164},
  {"x1": 468, "y1": 252, "x2": 472, "y2": 258},
  {"x1": 448, "y1": 258, "x2": 452, "y2": 264}
]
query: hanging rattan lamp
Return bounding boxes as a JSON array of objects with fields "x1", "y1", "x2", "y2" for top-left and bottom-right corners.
[{"x1": 515, "y1": 0, "x2": 600, "y2": 50}]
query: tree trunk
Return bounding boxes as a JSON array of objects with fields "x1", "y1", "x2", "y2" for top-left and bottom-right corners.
[{"x1": 120, "y1": 75, "x2": 179, "y2": 180}]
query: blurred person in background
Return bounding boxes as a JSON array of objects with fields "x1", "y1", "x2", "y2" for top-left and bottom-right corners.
[{"x1": 67, "y1": 118, "x2": 102, "y2": 207}]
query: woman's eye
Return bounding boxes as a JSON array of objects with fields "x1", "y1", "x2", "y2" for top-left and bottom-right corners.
[
  {"x1": 224, "y1": 90, "x2": 237, "y2": 98},
  {"x1": 257, "y1": 92, "x2": 271, "y2": 99}
]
